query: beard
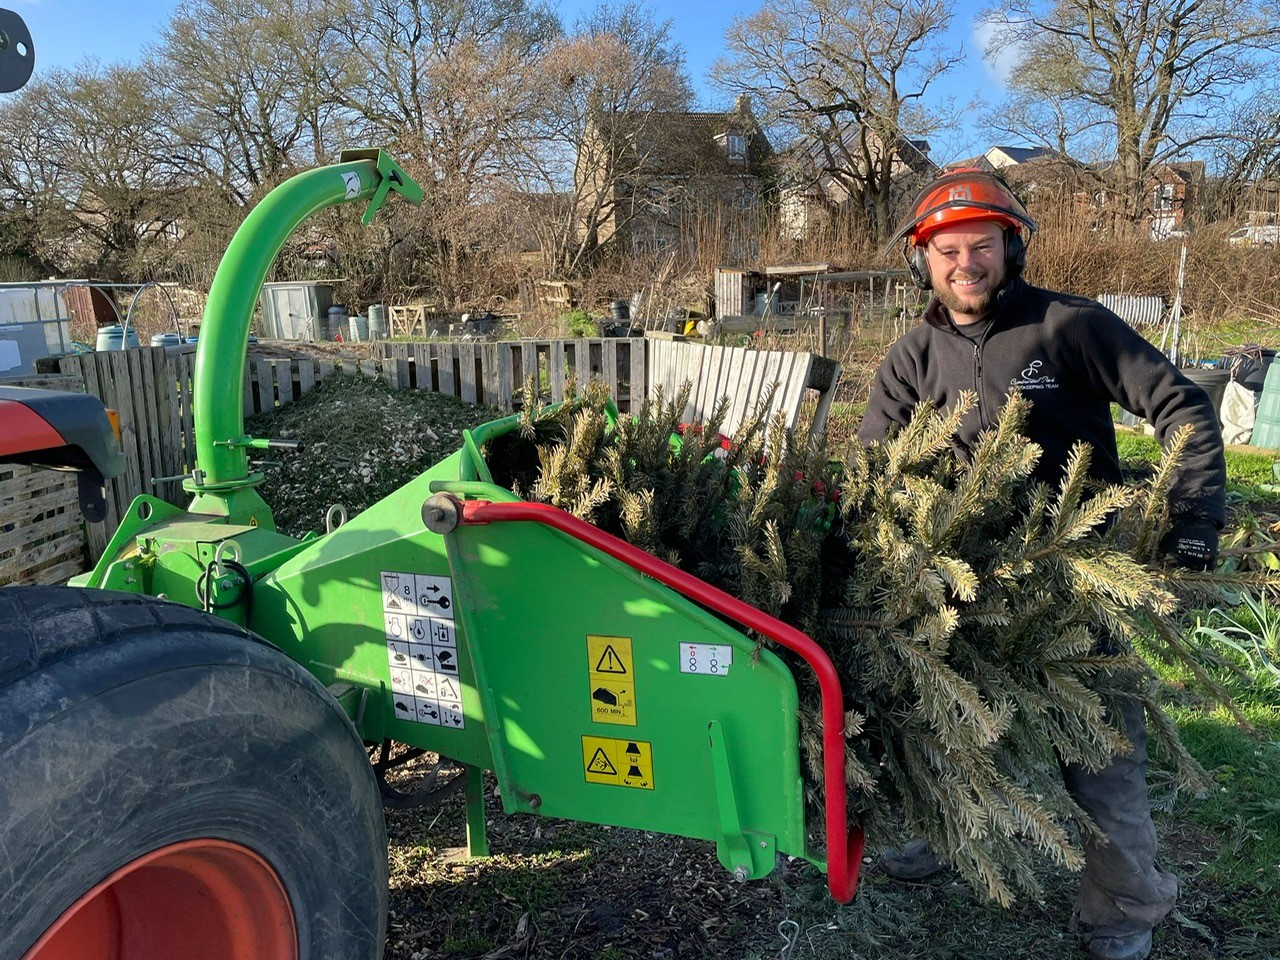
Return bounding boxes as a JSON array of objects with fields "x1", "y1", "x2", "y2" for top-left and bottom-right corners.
[{"x1": 935, "y1": 276, "x2": 1000, "y2": 319}]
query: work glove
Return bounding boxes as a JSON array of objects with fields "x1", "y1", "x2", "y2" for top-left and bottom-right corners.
[{"x1": 1161, "y1": 515, "x2": 1219, "y2": 571}]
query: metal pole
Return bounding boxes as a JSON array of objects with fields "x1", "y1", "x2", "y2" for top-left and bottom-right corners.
[{"x1": 1168, "y1": 242, "x2": 1188, "y2": 366}]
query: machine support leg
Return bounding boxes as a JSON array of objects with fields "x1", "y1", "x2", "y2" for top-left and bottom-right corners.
[
  {"x1": 708, "y1": 720, "x2": 757, "y2": 880},
  {"x1": 465, "y1": 764, "x2": 489, "y2": 858}
]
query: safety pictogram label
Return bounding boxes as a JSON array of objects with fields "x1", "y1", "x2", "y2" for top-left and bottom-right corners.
[
  {"x1": 586, "y1": 747, "x2": 617, "y2": 775},
  {"x1": 589, "y1": 636, "x2": 631, "y2": 674},
  {"x1": 582, "y1": 736, "x2": 654, "y2": 789},
  {"x1": 587, "y1": 635, "x2": 636, "y2": 726},
  {"x1": 383, "y1": 569, "x2": 463, "y2": 729}
]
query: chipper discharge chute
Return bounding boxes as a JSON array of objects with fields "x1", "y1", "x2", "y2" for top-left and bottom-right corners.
[{"x1": 0, "y1": 150, "x2": 861, "y2": 960}]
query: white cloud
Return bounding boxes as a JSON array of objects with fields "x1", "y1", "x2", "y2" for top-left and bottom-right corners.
[{"x1": 973, "y1": 19, "x2": 1021, "y2": 89}]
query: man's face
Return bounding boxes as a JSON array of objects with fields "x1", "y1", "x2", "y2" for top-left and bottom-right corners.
[{"x1": 922, "y1": 221, "x2": 1008, "y2": 323}]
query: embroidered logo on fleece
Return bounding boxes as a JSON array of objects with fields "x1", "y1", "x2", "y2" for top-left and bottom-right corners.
[{"x1": 1010, "y1": 359, "x2": 1059, "y2": 390}]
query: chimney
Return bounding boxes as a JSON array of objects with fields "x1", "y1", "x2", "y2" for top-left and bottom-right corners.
[{"x1": 735, "y1": 93, "x2": 751, "y2": 115}]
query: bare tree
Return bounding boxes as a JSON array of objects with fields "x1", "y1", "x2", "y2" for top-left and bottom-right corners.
[
  {"x1": 1204, "y1": 83, "x2": 1280, "y2": 218},
  {"x1": 711, "y1": 0, "x2": 963, "y2": 240},
  {"x1": 983, "y1": 0, "x2": 1280, "y2": 222},
  {"x1": 0, "y1": 63, "x2": 180, "y2": 278},
  {"x1": 512, "y1": 2, "x2": 693, "y2": 274},
  {"x1": 326, "y1": 0, "x2": 559, "y2": 305},
  {"x1": 147, "y1": 0, "x2": 347, "y2": 206},
  {"x1": 0, "y1": 77, "x2": 70, "y2": 276}
]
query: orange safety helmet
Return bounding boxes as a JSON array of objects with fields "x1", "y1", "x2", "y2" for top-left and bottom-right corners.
[{"x1": 887, "y1": 168, "x2": 1037, "y2": 289}]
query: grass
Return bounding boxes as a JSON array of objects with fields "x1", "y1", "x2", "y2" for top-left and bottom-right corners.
[{"x1": 1115, "y1": 426, "x2": 1280, "y2": 500}]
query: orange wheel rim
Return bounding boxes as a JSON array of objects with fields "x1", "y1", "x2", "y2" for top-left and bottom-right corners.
[{"x1": 23, "y1": 838, "x2": 297, "y2": 960}]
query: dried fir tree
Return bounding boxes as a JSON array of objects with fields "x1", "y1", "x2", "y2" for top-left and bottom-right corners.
[{"x1": 488, "y1": 384, "x2": 1276, "y2": 906}]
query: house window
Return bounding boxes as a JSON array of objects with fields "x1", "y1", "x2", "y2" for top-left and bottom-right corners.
[
  {"x1": 1154, "y1": 184, "x2": 1175, "y2": 212},
  {"x1": 727, "y1": 134, "x2": 746, "y2": 161}
]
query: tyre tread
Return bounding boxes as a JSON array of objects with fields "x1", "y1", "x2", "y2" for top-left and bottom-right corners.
[{"x1": 0, "y1": 586, "x2": 261, "y2": 689}]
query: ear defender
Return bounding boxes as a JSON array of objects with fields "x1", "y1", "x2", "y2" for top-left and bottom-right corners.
[
  {"x1": 906, "y1": 242, "x2": 931, "y2": 290},
  {"x1": 1004, "y1": 228, "x2": 1027, "y2": 277}
]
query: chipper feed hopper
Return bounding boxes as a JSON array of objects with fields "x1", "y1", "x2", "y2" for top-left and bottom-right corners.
[{"x1": 0, "y1": 151, "x2": 863, "y2": 960}]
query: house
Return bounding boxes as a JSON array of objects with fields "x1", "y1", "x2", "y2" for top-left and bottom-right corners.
[
  {"x1": 574, "y1": 94, "x2": 772, "y2": 257},
  {"x1": 944, "y1": 147, "x2": 1079, "y2": 199},
  {"x1": 779, "y1": 133, "x2": 938, "y2": 240},
  {"x1": 946, "y1": 147, "x2": 1204, "y2": 239},
  {"x1": 945, "y1": 146, "x2": 1062, "y2": 172},
  {"x1": 1081, "y1": 160, "x2": 1203, "y2": 239},
  {"x1": 1146, "y1": 161, "x2": 1203, "y2": 239}
]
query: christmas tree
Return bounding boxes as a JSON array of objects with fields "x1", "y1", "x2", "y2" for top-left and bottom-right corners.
[{"x1": 485, "y1": 380, "x2": 1272, "y2": 905}]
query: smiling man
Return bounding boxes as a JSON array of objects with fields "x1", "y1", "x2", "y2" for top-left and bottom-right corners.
[{"x1": 858, "y1": 169, "x2": 1226, "y2": 960}]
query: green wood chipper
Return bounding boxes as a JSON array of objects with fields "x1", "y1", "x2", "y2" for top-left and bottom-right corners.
[{"x1": 0, "y1": 150, "x2": 862, "y2": 960}]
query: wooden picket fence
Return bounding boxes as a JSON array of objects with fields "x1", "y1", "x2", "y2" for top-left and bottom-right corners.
[
  {"x1": 8, "y1": 334, "x2": 830, "y2": 580},
  {"x1": 370, "y1": 338, "x2": 647, "y2": 408},
  {"x1": 39, "y1": 339, "x2": 646, "y2": 565}
]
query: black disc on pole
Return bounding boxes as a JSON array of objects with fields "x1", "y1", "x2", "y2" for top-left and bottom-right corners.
[{"x1": 0, "y1": 9, "x2": 34, "y2": 94}]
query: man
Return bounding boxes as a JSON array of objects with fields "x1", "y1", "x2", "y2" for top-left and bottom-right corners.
[{"x1": 859, "y1": 169, "x2": 1226, "y2": 960}]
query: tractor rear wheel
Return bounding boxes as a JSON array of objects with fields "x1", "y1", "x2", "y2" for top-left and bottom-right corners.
[{"x1": 0, "y1": 586, "x2": 388, "y2": 960}]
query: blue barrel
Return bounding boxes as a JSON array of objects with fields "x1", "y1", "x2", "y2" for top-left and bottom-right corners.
[
  {"x1": 96, "y1": 325, "x2": 140, "y2": 351},
  {"x1": 327, "y1": 304, "x2": 348, "y2": 340},
  {"x1": 1251, "y1": 362, "x2": 1280, "y2": 448},
  {"x1": 150, "y1": 332, "x2": 182, "y2": 347}
]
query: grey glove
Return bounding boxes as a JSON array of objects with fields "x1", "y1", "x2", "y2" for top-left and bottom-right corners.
[{"x1": 1161, "y1": 515, "x2": 1219, "y2": 571}]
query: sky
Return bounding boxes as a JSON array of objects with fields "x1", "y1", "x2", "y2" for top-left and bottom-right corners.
[{"x1": 8, "y1": 0, "x2": 1016, "y2": 161}]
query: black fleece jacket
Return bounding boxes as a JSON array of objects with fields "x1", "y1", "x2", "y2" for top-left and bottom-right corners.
[{"x1": 858, "y1": 278, "x2": 1227, "y2": 527}]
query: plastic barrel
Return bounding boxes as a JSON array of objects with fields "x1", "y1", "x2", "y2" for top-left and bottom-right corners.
[
  {"x1": 150, "y1": 333, "x2": 181, "y2": 347},
  {"x1": 1231, "y1": 348, "x2": 1277, "y2": 392},
  {"x1": 1181, "y1": 367, "x2": 1229, "y2": 423},
  {"x1": 368, "y1": 304, "x2": 387, "y2": 340},
  {"x1": 96, "y1": 325, "x2": 139, "y2": 351},
  {"x1": 609, "y1": 299, "x2": 630, "y2": 321},
  {"x1": 1251, "y1": 363, "x2": 1280, "y2": 448},
  {"x1": 349, "y1": 315, "x2": 369, "y2": 342},
  {"x1": 327, "y1": 305, "x2": 348, "y2": 340}
]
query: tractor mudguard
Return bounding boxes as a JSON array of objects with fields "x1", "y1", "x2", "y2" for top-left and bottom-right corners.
[{"x1": 0, "y1": 386, "x2": 124, "y2": 522}]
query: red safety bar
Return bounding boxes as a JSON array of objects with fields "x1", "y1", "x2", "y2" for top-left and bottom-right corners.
[{"x1": 457, "y1": 498, "x2": 864, "y2": 902}]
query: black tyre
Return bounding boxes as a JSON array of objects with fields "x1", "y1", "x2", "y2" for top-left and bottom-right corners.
[{"x1": 0, "y1": 586, "x2": 387, "y2": 960}]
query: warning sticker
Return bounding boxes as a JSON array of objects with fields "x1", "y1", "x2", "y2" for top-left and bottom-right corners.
[
  {"x1": 679, "y1": 642, "x2": 733, "y2": 677},
  {"x1": 582, "y1": 736, "x2": 654, "y2": 789},
  {"x1": 587, "y1": 635, "x2": 636, "y2": 726},
  {"x1": 589, "y1": 636, "x2": 631, "y2": 675},
  {"x1": 382, "y1": 570, "x2": 463, "y2": 729}
]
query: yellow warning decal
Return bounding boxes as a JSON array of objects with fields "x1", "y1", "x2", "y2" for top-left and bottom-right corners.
[
  {"x1": 586, "y1": 635, "x2": 636, "y2": 726},
  {"x1": 588, "y1": 635, "x2": 631, "y2": 675},
  {"x1": 582, "y1": 736, "x2": 654, "y2": 789}
]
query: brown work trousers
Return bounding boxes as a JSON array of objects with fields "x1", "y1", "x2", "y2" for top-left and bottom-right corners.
[{"x1": 1063, "y1": 695, "x2": 1178, "y2": 939}]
